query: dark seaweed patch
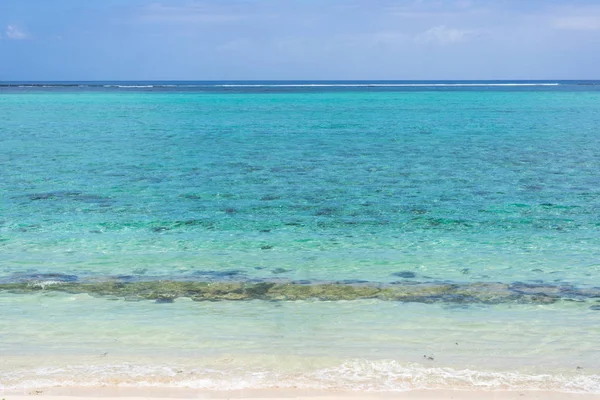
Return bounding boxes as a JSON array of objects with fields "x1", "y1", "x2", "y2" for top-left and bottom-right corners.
[
  {"x1": 283, "y1": 221, "x2": 303, "y2": 226},
  {"x1": 392, "y1": 271, "x2": 417, "y2": 279},
  {"x1": 114, "y1": 275, "x2": 137, "y2": 283},
  {"x1": 173, "y1": 219, "x2": 209, "y2": 227},
  {"x1": 150, "y1": 220, "x2": 215, "y2": 232},
  {"x1": 390, "y1": 281, "x2": 420, "y2": 285},
  {"x1": 155, "y1": 295, "x2": 176, "y2": 304},
  {"x1": 192, "y1": 270, "x2": 243, "y2": 280},
  {"x1": 314, "y1": 208, "x2": 337, "y2": 216},
  {"x1": 271, "y1": 268, "x2": 289, "y2": 274},
  {"x1": 411, "y1": 209, "x2": 428, "y2": 215},
  {"x1": 0, "y1": 279, "x2": 599, "y2": 305},
  {"x1": 27, "y1": 191, "x2": 112, "y2": 204},
  {"x1": 411, "y1": 217, "x2": 472, "y2": 228},
  {"x1": 291, "y1": 280, "x2": 312, "y2": 284},
  {"x1": 132, "y1": 268, "x2": 148, "y2": 275},
  {"x1": 179, "y1": 194, "x2": 204, "y2": 200},
  {"x1": 28, "y1": 191, "x2": 81, "y2": 200},
  {"x1": 260, "y1": 195, "x2": 281, "y2": 201},
  {"x1": 335, "y1": 279, "x2": 369, "y2": 284},
  {"x1": 243, "y1": 282, "x2": 276, "y2": 298},
  {"x1": 508, "y1": 282, "x2": 571, "y2": 296}
]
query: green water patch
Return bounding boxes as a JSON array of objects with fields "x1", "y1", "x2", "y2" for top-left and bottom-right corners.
[{"x1": 1, "y1": 279, "x2": 599, "y2": 306}]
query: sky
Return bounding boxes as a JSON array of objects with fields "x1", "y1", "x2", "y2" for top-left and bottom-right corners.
[{"x1": 1, "y1": 0, "x2": 600, "y2": 81}]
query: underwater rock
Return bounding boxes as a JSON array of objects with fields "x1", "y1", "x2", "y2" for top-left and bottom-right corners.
[
  {"x1": 509, "y1": 282, "x2": 568, "y2": 296},
  {"x1": 392, "y1": 271, "x2": 417, "y2": 279},
  {"x1": 27, "y1": 191, "x2": 112, "y2": 204},
  {"x1": 155, "y1": 295, "x2": 176, "y2": 304},
  {"x1": 0, "y1": 279, "x2": 595, "y2": 306},
  {"x1": 243, "y1": 282, "x2": 276, "y2": 298}
]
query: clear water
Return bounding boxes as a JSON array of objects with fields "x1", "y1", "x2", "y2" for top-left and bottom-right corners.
[{"x1": 1, "y1": 81, "x2": 600, "y2": 393}]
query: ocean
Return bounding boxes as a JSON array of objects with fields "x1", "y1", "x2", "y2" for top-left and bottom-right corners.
[{"x1": 1, "y1": 81, "x2": 600, "y2": 393}]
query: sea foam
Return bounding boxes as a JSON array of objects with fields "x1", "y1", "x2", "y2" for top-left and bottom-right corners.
[{"x1": 3, "y1": 360, "x2": 599, "y2": 393}]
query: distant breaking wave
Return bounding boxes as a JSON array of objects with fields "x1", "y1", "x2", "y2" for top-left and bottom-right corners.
[
  {"x1": 103, "y1": 83, "x2": 563, "y2": 88},
  {"x1": 103, "y1": 85, "x2": 161, "y2": 88},
  {"x1": 218, "y1": 83, "x2": 561, "y2": 87}
]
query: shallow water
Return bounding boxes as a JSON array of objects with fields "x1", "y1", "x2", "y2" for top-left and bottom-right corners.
[{"x1": 1, "y1": 82, "x2": 600, "y2": 392}]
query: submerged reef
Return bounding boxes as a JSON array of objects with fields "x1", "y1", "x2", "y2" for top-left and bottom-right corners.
[{"x1": 1, "y1": 278, "x2": 599, "y2": 305}]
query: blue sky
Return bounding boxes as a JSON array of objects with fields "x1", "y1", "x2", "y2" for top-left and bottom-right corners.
[{"x1": 1, "y1": 0, "x2": 599, "y2": 80}]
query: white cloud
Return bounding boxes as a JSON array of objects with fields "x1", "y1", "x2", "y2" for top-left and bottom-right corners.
[
  {"x1": 554, "y1": 16, "x2": 600, "y2": 31},
  {"x1": 6, "y1": 24, "x2": 29, "y2": 40},
  {"x1": 416, "y1": 25, "x2": 475, "y2": 45}
]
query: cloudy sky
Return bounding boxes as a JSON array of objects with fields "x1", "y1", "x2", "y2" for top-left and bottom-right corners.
[{"x1": 1, "y1": 0, "x2": 599, "y2": 80}]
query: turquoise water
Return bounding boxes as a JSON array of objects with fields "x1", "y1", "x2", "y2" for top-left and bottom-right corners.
[{"x1": 1, "y1": 82, "x2": 600, "y2": 393}]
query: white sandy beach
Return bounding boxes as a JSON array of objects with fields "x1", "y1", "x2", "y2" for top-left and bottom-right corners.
[
  {"x1": 5, "y1": 388, "x2": 600, "y2": 400},
  {"x1": 5, "y1": 392, "x2": 600, "y2": 400}
]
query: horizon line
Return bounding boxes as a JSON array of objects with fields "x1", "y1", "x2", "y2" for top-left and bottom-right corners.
[{"x1": 1, "y1": 79, "x2": 598, "y2": 82}]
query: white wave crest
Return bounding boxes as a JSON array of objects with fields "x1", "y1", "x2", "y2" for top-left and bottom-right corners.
[
  {"x1": 26, "y1": 280, "x2": 66, "y2": 289},
  {"x1": 102, "y1": 85, "x2": 155, "y2": 88},
  {"x1": 2, "y1": 360, "x2": 599, "y2": 394}
]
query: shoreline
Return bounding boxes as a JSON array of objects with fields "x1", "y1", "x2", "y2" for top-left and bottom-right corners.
[{"x1": 4, "y1": 388, "x2": 600, "y2": 400}]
